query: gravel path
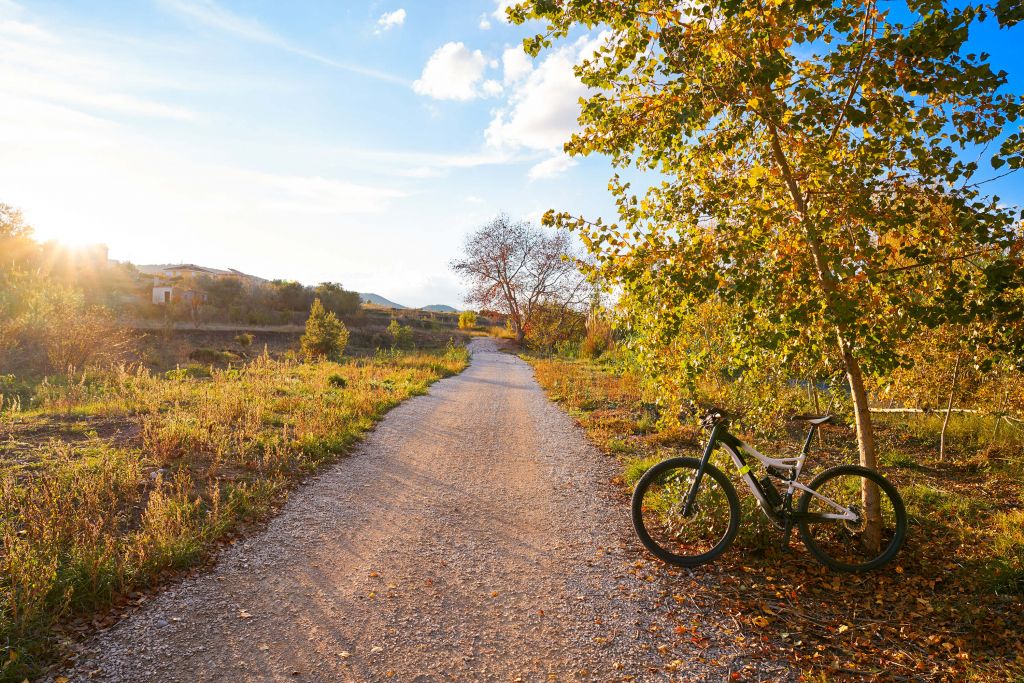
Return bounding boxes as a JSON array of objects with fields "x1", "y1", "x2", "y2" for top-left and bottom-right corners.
[{"x1": 60, "y1": 339, "x2": 787, "y2": 682}]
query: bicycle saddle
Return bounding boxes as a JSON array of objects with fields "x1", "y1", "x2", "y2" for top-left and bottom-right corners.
[
  {"x1": 790, "y1": 414, "x2": 833, "y2": 425},
  {"x1": 700, "y1": 408, "x2": 728, "y2": 429}
]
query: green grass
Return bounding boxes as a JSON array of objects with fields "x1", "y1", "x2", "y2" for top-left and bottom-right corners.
[
  {"x1": 989, "y1": 507, "x2": 1024, "y2": 594},
  {"x1": 0, "y1": 345, "x2": 469, "y2": 681}
]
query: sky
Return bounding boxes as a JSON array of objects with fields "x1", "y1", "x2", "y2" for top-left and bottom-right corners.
[{"x1": 1, "y1": 1, "x2": 1022, "y2": 308}]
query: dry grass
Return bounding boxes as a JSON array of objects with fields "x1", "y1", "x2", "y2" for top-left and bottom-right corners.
[
  {"x1": 0, "y1": 346, "x2": 469, "y2": 681},
  {"x1": 527, "y1": 355, "x2": 1024, "y2": 681}
]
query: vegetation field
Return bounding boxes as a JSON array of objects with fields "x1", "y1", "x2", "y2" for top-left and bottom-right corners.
[
  {"x1": 529, "y1": 355, "x2": 1024, "y2": 681},
  {"x1": 0, "y1": 345, "x2": 469, "y2": 681}
]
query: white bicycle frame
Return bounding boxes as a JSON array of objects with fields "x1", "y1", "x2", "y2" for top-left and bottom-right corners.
[{"x1": 718, "y1": 437, "x2": 859, "y2": 522}]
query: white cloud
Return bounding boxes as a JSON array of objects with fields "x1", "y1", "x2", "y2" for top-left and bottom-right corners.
[
  {"x1": 502, "y1": 46, "x2": 532, "y2": 84},
  {"x1": 481, "y1": 79, "x2": 503, "y2": 97},
  {"x1": 329, "y1": 146, "x2": 525, "y2": 178},
  {"x1": 492, "y1": 0, "x2": 517, "y2": 23},
  {"x1": 487, "y1": 33, "x2": 606, "y2": 154},
  {"x1": 159, "y1": 0, "x2": 279, "y2": 44},
  {"x1": 413, "y1": 42, "x2": 491, "y2": 101},
  {"x1": 478, "y1": 14, "x2": 492, "y2": 30},
  {"x1": 235, "y1": 170, "x2": 406, "y2": 214},
  {"x1": 0, "y1": 13, "x2": 197, "y2": 121},
  {"x1": 159, "y1": 0, "x2": 408, "y2": 85},
  {"x1": 528, "y1": 154, "x2": 577, "y2": 180},
  {"x1": 376, "y1": 8, "x2": 406, "y2": 32}
]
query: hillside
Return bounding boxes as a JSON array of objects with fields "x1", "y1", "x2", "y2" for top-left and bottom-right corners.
[
  {"x1": 359, "y1": 293, "x2": 407, "y2": 309},
  {"x1": 359, "y1": 294, "x2": 458, "y2": 313}
]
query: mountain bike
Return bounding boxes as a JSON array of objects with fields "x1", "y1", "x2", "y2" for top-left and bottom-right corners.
[{"x1": 631, "y1": 409, "x2": 907, "y2": 572}]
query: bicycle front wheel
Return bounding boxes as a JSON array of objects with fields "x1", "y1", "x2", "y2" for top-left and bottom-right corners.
[
  {"x1": 631, "y1": 457, "x2": 740, "y2": 567},
  {"x1": 796, "y1": 464, "x2": 907, "y2": 572}
]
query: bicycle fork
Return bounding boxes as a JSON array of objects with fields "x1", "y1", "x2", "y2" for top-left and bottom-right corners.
[{"x1": 682, "y1": 422, "x2": 726, "y2": 516}]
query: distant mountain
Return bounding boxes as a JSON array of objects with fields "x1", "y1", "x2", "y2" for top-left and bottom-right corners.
[
  {"x1": 359, "y1": 293, "x2": 407, "y2": 309},
  {"x1": 422, "y1": 304, "x2": 459, "y2": 313}
]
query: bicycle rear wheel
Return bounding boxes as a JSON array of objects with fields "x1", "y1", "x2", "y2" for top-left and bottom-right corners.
[
  {"x1": 796, "y1": 464, "x2": 907, "y2": 572},
  {"x1": 631, "y1": 457, "x2": 740, "y2": 567}
]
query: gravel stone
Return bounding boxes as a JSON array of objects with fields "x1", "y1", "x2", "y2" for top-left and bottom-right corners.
[{"x1": 56, "y1": 339, "x2": 792, "y2": 682}]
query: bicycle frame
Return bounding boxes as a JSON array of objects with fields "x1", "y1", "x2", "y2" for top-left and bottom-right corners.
[{"x1": 683, "y1": 421, "x2": 858, "y2": 524}]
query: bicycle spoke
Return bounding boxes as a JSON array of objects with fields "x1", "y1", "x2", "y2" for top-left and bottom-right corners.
[
  {"x1": 802, "y1": 472, "x2": 900, "y2": 567},
  {"x1": 639, "y1": 467, "x2": 733, "y2": 557}
]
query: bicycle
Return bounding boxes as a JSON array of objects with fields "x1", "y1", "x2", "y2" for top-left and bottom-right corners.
[{"x1": 631, "y1": 409, "x2": 907, "y2": 572}]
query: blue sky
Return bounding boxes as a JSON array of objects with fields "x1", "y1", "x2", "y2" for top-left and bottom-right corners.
[{"x1": 1, "y1": 1, "x2": 1022, "y2": 307}]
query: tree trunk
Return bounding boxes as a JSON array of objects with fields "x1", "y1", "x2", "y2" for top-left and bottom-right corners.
[
  {"x1": 810, "y1": 378, "x2": 822, "y2": 445},
  {"x1": 838, "y1": 335, "x2": 882, "y2": 552},
  {"x1": 990, "y1": 387, "x2": 1009, "y2": 450},
  {"x1": 939, "y1": 350, "x2": 963, "y2": 461}
]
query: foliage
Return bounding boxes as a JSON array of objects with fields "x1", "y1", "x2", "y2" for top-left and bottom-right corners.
[
  {"x1": 451, "y1": 214, "x2": 588, "y2": 344},
  {"x1": 300, "y1": 298, "x2": 349, "y2": 362},
  {"x1": 0, "y1": 348, "x2": 469, "y2": 681},
  {"x1": 387, "y1": 319, "x2": 414, "y2": 350},
  {"x1": 525, "y1": 300, "x2": 586, "y2": 353},
  {"x1": 519, "y1": 0, "x2": 1024, "y2": 545},
  {"x1": 195, "y1": 274, "x2": 244, "y2": 309},
  {"x1": 1, "y1": 283, "x2": 134, "y2": 376},
  {"x1": 581, "y1": 308, "x2": 614, "y2": 360},
  {"x1": 314, "y1": 282, "x2": 362, "y2": 316},
  {"x1": 234, "y1": 333, "x2": 254, "y2": 349},
  {"x1": 187, "y1": 348, "x2": 239, "y2": 366},
  {"x1": 458, "y1": 310, "x2": 477, "y2": 330}
]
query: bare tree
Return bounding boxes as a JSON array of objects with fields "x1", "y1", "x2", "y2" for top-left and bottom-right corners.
[{"x1": 451, "y1": 215, "x2": 588, "y2": 344}]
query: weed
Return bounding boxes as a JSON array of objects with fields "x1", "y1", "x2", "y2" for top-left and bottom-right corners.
[
  {"x1": 0, "y1": 347, "x2": 469, "y2": 681},
  {"x1": 988, "y1": 508, "x2": 1024, "y2": 594}
]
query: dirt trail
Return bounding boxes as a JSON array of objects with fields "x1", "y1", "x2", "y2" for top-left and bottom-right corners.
[{"x1": 61, "y1": 338, "x2": 785, "y2": 682}]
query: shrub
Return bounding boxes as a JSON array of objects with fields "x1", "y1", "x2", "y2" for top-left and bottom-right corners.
[
  {"x1": 387, "y1": 319, "x2": 414, "y2": 350},
  {"x1": 234, "y1": 333, "x2": 254, "y2": 350},
  {"x1": 300, "y1": 298, "x2": 349, "y2": 361},
  {"x1": 581, "y1": 312, "x2": 614, "y2": 359},
  {"x1": 526, "y1": 302, "x2": 586, "y2": 354},
  {"x1": 327, "y1": 373, "x2": 347, "y2": 388},
  {"x1": 1, "y1": 285, "x2": 134, "y2": 375},
  {"x1": 188, "y1": 348, "x2": 237, "y2": 365},
  {"x1": 458, "y1": 310, "x2": 477, "y2": 330}
]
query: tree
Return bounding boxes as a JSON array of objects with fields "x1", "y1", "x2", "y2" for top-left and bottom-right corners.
[
  {"x1": 269, "y1": 280, "x2": 313, "y2": 312},
  {"x1": 300, "y1": 298, "x2": 348, "y2": 362},
  {"x1": 458, "y1": 310, "x2": 478, "y2": 330},
  {"x1": 519, "y1": 0, "x2": 1024, "y2": 548},
  {"x1": 451, "y1": 215, "x2": 589, "y2": 344},
  {"x1": 525, "y1": 300, "x2": 587, "y2": 353},
  {"x1": 196, "y1": 275, "x2": 245, "y2": 309},
  {"x1": 315, "y1": 282, "x2": 361, "y2": 316},
  {"x1": 387, "y1": 319, "x2": 414, "y2": 350},
  {"x1": 0, "y1": 204, "x2": 37, "y2": 266}
]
